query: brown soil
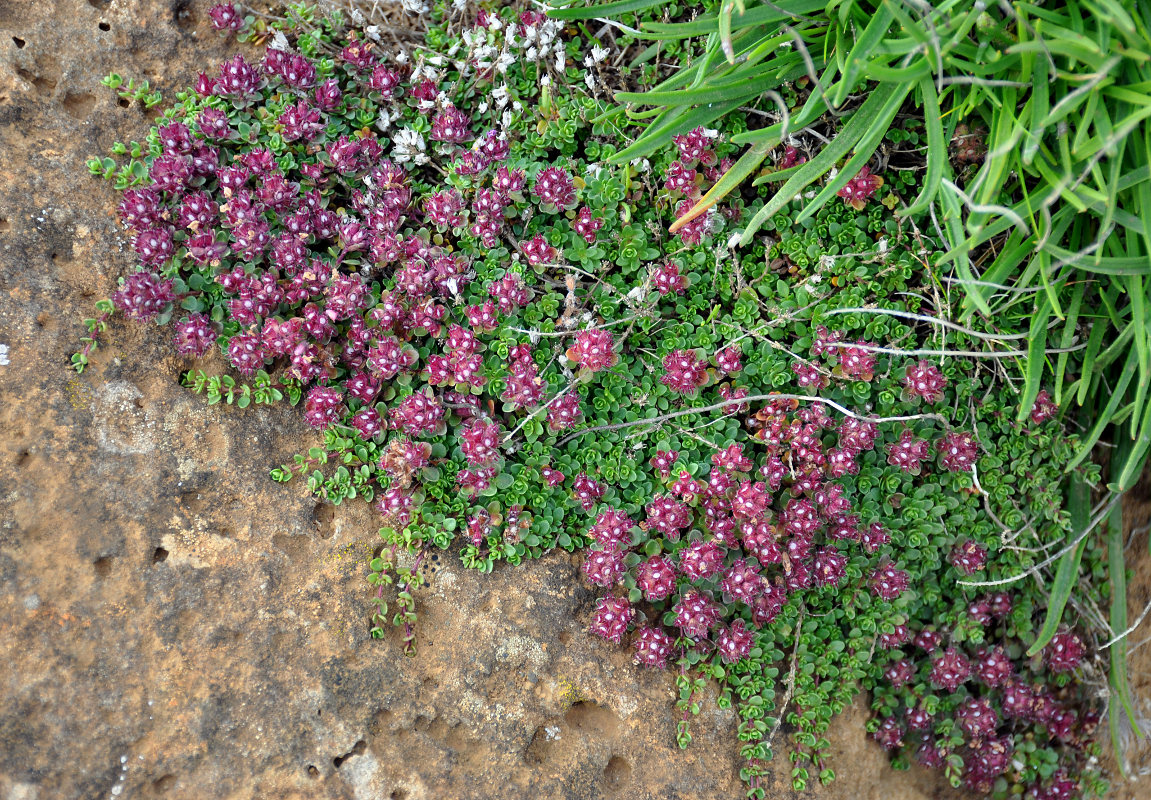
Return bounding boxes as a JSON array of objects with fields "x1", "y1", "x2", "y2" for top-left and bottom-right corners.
[{"x1": 0, "y1": 2, "x2": 1142, "y2": 799}]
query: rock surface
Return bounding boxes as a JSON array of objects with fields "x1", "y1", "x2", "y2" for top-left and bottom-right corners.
[{"x1": 0, "y1": 2, "x2": 970, "y2": 798}]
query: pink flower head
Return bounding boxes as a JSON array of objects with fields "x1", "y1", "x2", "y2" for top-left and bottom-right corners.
[
  {"x1": 173, "y1": 313, "x2": 216, "y2": 357},
  {"x1": 836, "y1": 340, "x2": 878, "y2": 381},
  {"x1": 870, "y1": 564, "x2": 910, "y2": 601},
  {"x1": 673, "y1": 198, "x2": 713, "y2": 245},
  {"x1": 573, "y1": 206, "x2": 603, "y2": 243},
  {"x1": 635, "y1": 555, "x2": 677, "y2": 601},
  {"x1": 1030, "y1": 390, "x2": 1059, "y2": 424},
  {"x1": 572, "y1": 472, "x2": 606, "y2": 512},
  {"x1": 949, "y1": 539, "x2": 987, "y2": 575},
  {"x1": 715, "y1": 346, "x2": 742, "y2": 374},
  {"x1": 884, "y1": 659, "x2": 915, "y2": 688},
  {"x1": 652, "y1": 262, "x2": 687, "y2": 296},
  {"x1": 837, "y1": 165, "x2": 884, "y2": 210},
  {"x1": 533, "y1": 166, "x2": 577, "y2": 212},
  {"x1": 886, "y1": 429, "x2": 931, "y2": 474},
  {"x1": 304, "y1": 385, "x2": 345, "y2": 429},
  {"x1": 872, "y1": 716, "x2": 904, "y2": 751},
  {"x1": 672, "y1": 127, "x2": 717, "y2": 167},
  {"x1": 673, "y1": 589, "x2": 722, "y2": 640},
  {"x1": 930, "y1": 647, "x2": 972, "y2": 691},
  {"x1": 114, "y1": 270, "x2": 175, "y2": 320},
  {"x1": 430, "y1": 104, "x2": 472, "y2": 143},
  {"x1": 664, "y1": 160, "x2": 697, "y2": 195},
  {"x1": 391, "y1": 392, "x2": 444, "y2": 437},
  {"x1": 587, "y1": 510, "x2": 634, "y2": 549},
  {"x1": 460, "y1": 418, "x2": 501, "y2": 466},
  {"x1": 678, "y1": 539, "x2": 725, "y2": 582},
  {"x1": 521, "y1": 234, "x2": 557, "y2": 267},
  {"x1": 661, "y1": 349, "x2": 708, "y2": 395},
  {"x1": 938, "y1": 431, "x2": 979, "y2": 472},
  {"x1": 540, "y1": 466, "x2": 566, "y2": 487},
  {"x1": 633, "y1": 626, "x2": 672, "y2": 668},
  {"x1": 813, "y1": 546, "x2": 847, "y2": 588},
  {"x1": 903, "y1": 360, "x2": 948, "y2": 403},
  {"x1": 716, "y1": 620, "x2": 754, "y2": 664},
  {"x1": 208, "y1": 3, "x2": 244, "y2": 31},
  {"x1": 712, "y1": 443, "x2": 753, "y2": 473},
  {"x1": 588, "y1": 596, "x2": 633, "y2": 644},
  {"x1": 581, "y1": 544, "x2": 625, "y2": 587},
  {"x1": 489, "y1": 272, "x2": 530, "y2": 314},
  {"x1": 720, "y1": 559, "x2": 765, "y2": 606},
  {"x1": 569, "y1": 329, "x2": 616, "y2": 373},
  {"x1": 645, "y1": 494, "x2": 692, "y2": 540},
  {"x1": 650, "y1": 450, "x2": 678, "y2": 479},
  {"x1": 493, "y1": 166, "x2": 526, "y2": 198},
  {"x1": 1045, "y1": 630, "x2": 1084, "y2": 673},
  {"x1": 546, "y1": 393, "x2": 583, "y2": 432}
]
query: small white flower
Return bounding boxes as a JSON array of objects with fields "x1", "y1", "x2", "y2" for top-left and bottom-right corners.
[
  {"x1": 590, "y1": 44, "x2": 610, "y2": 64},
  {"x1": 400, "y1": 0, "x2": 428, "y2": 15},
  {"x1": 427, "y1": 56, "x2": 444, "y2": 67},
  {"x1": 877, "y1": 237, "x2": 889, "y2": 254},
  {"x1": 496, "y1": 52, "x2": 516, "y2": 74},
  {"x1": 584, "y1": 73, "x2": 596, "y2": 92},
  {"x1": 492, "y1": 84, "x2": 510, "y2": 108},
  {"x1": 395, "y1": 51, "x2": 410, "y2": 64},
  {"x1": 392, "y1": 126, "x2": 428, "y2": 166},
  {"x1": 526, "y1": 46, "x2": 538, "y2": 61},
  {"x1": 452, "y1": 0, "x2": 468, "y2": 9},
  {"x1": 555, "y1": 52, "x2": 566, "y2": 72},
  {"x1": 819, "y1": 255, "x2": 836, "y2": 270},
  {"x1": 477, "y1": 101, "x2": 489, "y2": 114},
  {"x1": 540, "y1": 75, "x2": 551, "y2": 87}
]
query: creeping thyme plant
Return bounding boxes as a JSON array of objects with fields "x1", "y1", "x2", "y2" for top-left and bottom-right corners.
[{"x1": 77, "y1": 2, "x2": 1122, "y2": 797}]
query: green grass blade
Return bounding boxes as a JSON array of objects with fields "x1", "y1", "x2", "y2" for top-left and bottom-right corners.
[
  {"x1": 669, "y1": 141, "x2": 772, "y2": 233},
  {"x1": 641, "y1": 0, "x2": 826, "y2": 39},
  {"x1": 795, "y1": 81, "x2": 913, "y2": 224},
  {"x1": 1055, "y1": 281, "x2": 1086, "y2": 403},
  {"x1": 833, "y1": 5, "x2": 895, "y2": 107},
  {"x1": 1107, "y1": 495, "x2": 1139, "y2": 772},
  {"x1": 901, "y1": 76, "x2": 945, "y2": 217},
  {"x1": 1017, "y1": 295, "x2": 1053, "y2": 423},
  {"x1": 1067, "y1": 346, "x2": 1139, "y2": 471},
  {"x1": 608, "y1": 99, "x2": 745, "y2": 164},
  {"x1": 739, "y1": 82, "x2": 900, "y2": 245},
  {"x1": 1026, "y1": 472, "x2": 1090, "y2": 657},
  {"x1": 546, "y1": 0, "x2": 666, "y2": 21}
]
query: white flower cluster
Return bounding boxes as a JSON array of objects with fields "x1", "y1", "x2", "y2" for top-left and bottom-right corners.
[
  {"x1": 518, "y1": 17, "x2": 565, "y2": 65},
  {"x1": 391, "y1": 126, "x2": 429, "y2": 166},
  {"x1": 400, "y1": 0, "x2": 429, "y2": 15}
]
